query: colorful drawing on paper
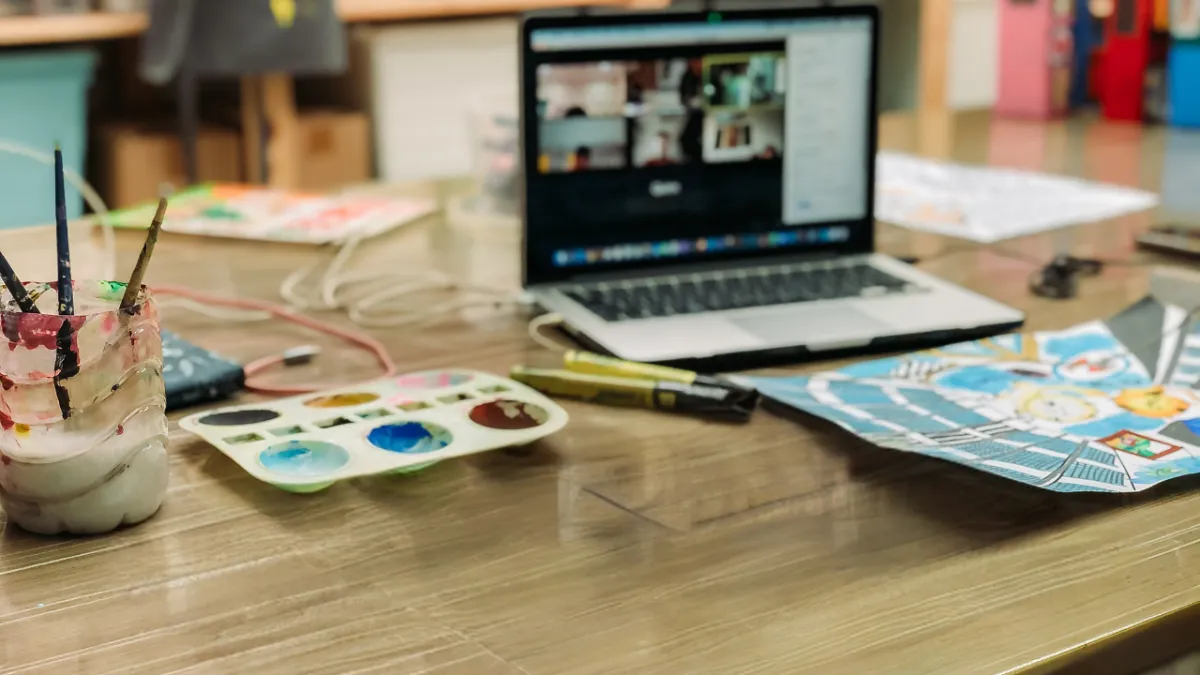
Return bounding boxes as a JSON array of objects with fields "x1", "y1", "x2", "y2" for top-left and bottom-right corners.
[
  {"x1": 874, "y1": 152, "x2": 1159, "y2": 243},
  {"x1": 102, "y1": 184, "x2": 437, "y2": 245},
  {"x1": 741, "y1": 296, "x2": 1200, "y2": 493}
]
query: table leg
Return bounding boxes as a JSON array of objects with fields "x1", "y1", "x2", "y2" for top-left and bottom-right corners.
[
  {"x1": 240, "y1": 73, "x2": 301, "y2": 188},
  {"x1": 917, "y1": 0, "x2": 954, "y2": 157},
  {"x1": 917, "y1": 0, "x2": 951, "y2": 114},
  {"x1": 240, "y1": 76, "x2": 264, "y2": 184},
  {"x1": 261, "y1": 74, "x2": 301, "y2": 189}
]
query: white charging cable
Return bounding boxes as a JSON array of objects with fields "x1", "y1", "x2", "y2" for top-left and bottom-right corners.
[
  {"x1": 0, "y1": 139, "x2": 526, "y2": 331},
  {"x1": 527, "y1": 312, "x2": 567, "y2": 352},
  {"x1": 0, "y1": 140, "x2": 118, "y2": 281},
  {"x1": 0, "y1": 140, "x2": 277, "y2": 324},
  {"x1": 279, "y1": 232, "x2": 520, "y2": 327}
]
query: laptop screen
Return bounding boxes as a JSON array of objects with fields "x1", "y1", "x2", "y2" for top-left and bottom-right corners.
[{"x1": 521, "y1": 8, "x2": 878, "y2": 285}]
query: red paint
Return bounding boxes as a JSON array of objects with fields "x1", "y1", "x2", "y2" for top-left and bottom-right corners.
[
  {"x1": 0, "y1": 373, "x2": 13, "y2": 390},
  {"x1": 116, "y1": 424, "x2": 125, "y2": 435},
  {"x1": 0, "y1": 410, "x2": 14, "y2": 431},
  {"x1": 0, "y1": 314, "x2": 86, "y2": 352}
]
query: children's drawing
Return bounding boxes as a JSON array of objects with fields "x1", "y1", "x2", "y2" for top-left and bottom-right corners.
[
  {"x1": 1100, "y1": 430, "x2": 1182, "y2": 460},
  {"x1": 741, "y1": 296, "x2": 1200, "y2": 493}
]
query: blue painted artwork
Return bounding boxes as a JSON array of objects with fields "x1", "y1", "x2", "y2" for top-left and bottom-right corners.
[{"x1": 741, "y1": 297, "x2": 1200, "y2": 493}]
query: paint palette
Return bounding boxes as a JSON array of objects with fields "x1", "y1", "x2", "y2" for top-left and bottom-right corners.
[{"x1": 179, "y1": 369, "x2": 568, "y2": 492}]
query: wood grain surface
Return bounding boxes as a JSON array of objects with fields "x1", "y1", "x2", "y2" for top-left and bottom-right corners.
[{"x1": 0, "y1": 112, "x2": 1194, "y2": 675}]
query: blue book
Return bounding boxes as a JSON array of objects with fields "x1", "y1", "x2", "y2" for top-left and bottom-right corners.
[
  {"x1": 1169, "y1": 43, "x2": 1200, "y2": 127},
  {"x1": 161, "y1": 329, "x2": 245, "y2": 411},
  {"x1": 1070, "y1": 0, "x2": 1103, "y2": 107}
]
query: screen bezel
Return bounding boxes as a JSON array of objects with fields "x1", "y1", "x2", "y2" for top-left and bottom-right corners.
[{"x1": 520, "y1": 5, "x2": 881, "y2": 287}]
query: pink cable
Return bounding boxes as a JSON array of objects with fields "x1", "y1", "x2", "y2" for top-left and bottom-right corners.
[{"x1": 151, "y1": 284, "x2": 397, "y2": 395}]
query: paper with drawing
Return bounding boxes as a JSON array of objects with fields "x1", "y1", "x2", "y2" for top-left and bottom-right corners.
[
  {"x1": 743, "y1": 297, "x2": 1200, "y2": 492},
  {"x1": 875, "y1": 152, "x2": 1159, "y2": 243}
]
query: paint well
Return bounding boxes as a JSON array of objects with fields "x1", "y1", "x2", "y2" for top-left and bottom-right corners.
[
  {"x1": 199, "y1": 409, "x2": 280, "y2": 426},
  {"x1": 304, "y1": 392, "x2": 380, "y2": 408},
  {"x1": 392, "y1": 399, "x2": 431, "y2": 411},
  {"x1": 395, "y1": 371, "x2": 473, "y2": 389},
  {"x1": 366, "y1": 422, "x2": 453, "y2": 454},
  {"x1": 259, "y1": 440, "x2": 351, "y2": 477},
  {"x1": 225, "y1": 432, "x2": 267, "y2": 445},
  {"x1": 270, "y1": 425, "x2": 305, "y2": 437},
  {"x1": 468, "y1": 400, "x2": 550, "y2": 430}
]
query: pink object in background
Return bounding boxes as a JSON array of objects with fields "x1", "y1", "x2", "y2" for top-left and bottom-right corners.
[{"x1": 998, "y1": 0, "x2": 1076, "y2": 118}]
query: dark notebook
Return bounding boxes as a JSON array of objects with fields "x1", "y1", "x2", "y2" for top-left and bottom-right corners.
[{"x1": 161, "y1": 329, "x2": 245, "y2": 411}]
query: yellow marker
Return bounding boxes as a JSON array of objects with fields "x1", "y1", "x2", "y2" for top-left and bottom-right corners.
[
  {"x1": 563, "y1": 350, "x2": 696, "y2": 383},
  {"x1": 562, "y1": 350, "x2": 755, "y2": 395},
  {"x1": 511, "y1": 366, "x2": 757, "y2": 422},
  {"x1": 270, "y1": 0, "x2": 296, "y2": 28}
]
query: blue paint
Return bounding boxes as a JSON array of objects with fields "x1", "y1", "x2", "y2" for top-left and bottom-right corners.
[
  {"x1": 259, "y1": 440, "x2": 350, "y2": 477},
  {"x1": 1066, "y1": 412, "x2": 1165, "y2": 437},
  {"x1": 367, "y1": 422, "x2": 452, "y2": 454},
  {"x1": 1040, "y1": 332, "x2": 1119, "y2": 360},
  {"x1": 839, "y1": 355, "x2": 937, "y2": 379},
  {"x1": 989, "y1": 333, "x2": 1023, "y2": 353},
  {"x1": 936, "y1": 366, "x2": 1022, "y2": 394},
  {"x1": 1134, "y1": 456, "x2": 1200, "y2": 487}
]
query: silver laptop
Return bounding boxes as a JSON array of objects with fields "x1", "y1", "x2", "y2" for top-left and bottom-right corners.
[{"x1": 519, "y1": 6, "x2": 1023, "y2": 364}]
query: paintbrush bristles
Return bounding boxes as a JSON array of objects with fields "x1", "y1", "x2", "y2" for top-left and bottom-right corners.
[
  {"x1": 0, "y1": 251, "x2": 38, "y2": 314},
  {"x1": 53, "y1": 146, "x2": 73, "y2": 316},
  {"x1": 119, "y1": 197, "x2": 168, "y2": 311}
]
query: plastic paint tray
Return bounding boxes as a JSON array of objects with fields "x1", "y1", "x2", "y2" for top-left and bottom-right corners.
[{"x1": 178, "y1": 369, "x2": 568, "y2": 492}]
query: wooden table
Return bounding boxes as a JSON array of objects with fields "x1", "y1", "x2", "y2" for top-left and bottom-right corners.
[{"x1": 0, "y1": 111, "x2": 1195, "y2": 675}]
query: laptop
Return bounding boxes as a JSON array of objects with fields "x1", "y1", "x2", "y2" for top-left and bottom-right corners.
[{"x1": 519, "y1": 5, "x2": 1024, "y2": 365}]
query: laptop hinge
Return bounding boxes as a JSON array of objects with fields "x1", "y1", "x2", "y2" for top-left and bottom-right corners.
[{"x1": 553, "y1": 249, "x2": 855, "y2": 286}]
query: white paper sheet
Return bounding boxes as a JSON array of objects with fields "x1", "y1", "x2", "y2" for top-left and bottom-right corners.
[{"x1": 875, "y1": 152, "x2": 1160, "y2": 243}]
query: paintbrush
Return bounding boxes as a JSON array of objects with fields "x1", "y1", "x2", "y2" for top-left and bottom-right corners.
[
  {"x1": 52, "y1": 145, "x2": 75, "y2": 418},
  {"x1": 0, "y1": 251, "x2": 38, "y2": 313},
  {"x1": 119, "y1": 197, "x2": 168, "y2": 312},
  {"x1": 53, "y1": 145, "x2": 73, "y2": 316}
]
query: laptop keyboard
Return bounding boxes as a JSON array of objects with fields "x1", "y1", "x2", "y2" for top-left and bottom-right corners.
[{"x1": 563, "y1": 261, "x2": 919, "y2": 322}]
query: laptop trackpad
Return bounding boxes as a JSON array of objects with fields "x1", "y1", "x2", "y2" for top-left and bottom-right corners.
[{"x1": 730, "y1": 305, "x2": 888, "y2": 350}]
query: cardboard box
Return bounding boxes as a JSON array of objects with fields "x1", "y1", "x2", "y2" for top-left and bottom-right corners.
[
  {"x1": 295, "y1": 110, "x2": 371, "y2": 192},
  {"x1": 95, "y1": 121, "x2": 243, "y2": 208}
]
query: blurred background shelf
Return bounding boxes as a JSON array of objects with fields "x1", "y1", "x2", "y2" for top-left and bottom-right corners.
[
  {"x1": 339, "y1": 0, "x2": 669, "y2": 21},
  {"x1": 0, "y1": 0, "x2": 671, "y2": 47},
  {"x1": 0, "y1": 12, "x2": 146, "y2": 46}
]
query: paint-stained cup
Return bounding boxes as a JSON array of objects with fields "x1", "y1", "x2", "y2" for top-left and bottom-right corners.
[{"x1": 0, "y1": 280, "x2": 168, "y2": 535}]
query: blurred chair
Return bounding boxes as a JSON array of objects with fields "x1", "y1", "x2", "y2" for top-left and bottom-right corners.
[{"x1": 138, "y1": 0, "x2": 347, "y2": 186}]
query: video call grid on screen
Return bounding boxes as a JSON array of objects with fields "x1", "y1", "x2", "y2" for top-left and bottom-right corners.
[
  {"x1": 535, "y1": 53, "x2": 787, "y2": 172},
  {"x1": 523, "y1": 13, "x2": 876, "y2": 281}
]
